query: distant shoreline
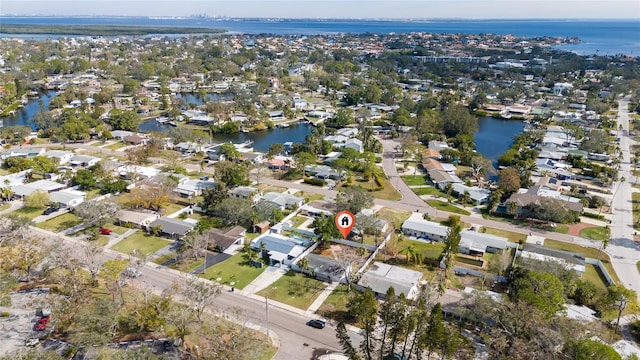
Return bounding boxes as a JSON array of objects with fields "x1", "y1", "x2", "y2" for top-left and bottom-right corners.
[{"x1": 0, "y1": 24, "x2": 226, "y2": 36}]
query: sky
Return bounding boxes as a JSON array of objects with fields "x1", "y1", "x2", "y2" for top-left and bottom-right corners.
[{"x1": 1, "y1": 0, "x2": 639, "y2": 19}]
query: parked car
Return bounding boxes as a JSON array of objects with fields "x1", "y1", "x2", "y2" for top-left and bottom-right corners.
[
  {"x1": 100, "y1": 228, "x2": 113, "y2": 235},
  {"x1": 200, "y1": 175, "x2": 209, "y2": 181},
  {"x1": 34, "y1": 316, "x2": 50, "y2": 331},
  {"x1": 42, "y1": 207, "x2": 58, "y2": 215},
  {"x1": 306, "y1": 319, "x2": 326, "y2": 329},
  {"x1": 25, "y1": 338, "x2": 39, "y2": 347}
]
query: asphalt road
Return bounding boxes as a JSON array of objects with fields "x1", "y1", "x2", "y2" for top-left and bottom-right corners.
[
  {"x1": 607, "y1": 97, "x2": 640, "y2": 294},
  {"x1": 30, "y1": 227, "x2": 350, "y2": 359}
]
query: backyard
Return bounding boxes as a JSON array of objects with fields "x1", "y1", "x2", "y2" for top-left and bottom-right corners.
[
  {"x1": 257, "y1": 271, "x2": 328, "y2": 310},
  {"x1": 35, "y1": 213, "x2": 82, "y2": 232},
  {"x1": 110, "y1": 232, "x2": 171, "y2": 257},
  {"x1": 200, "y1": 252, "x2": 266, "y2": 290},
  {"x1": 543, "y1": 239, "x2": 620, "y2": 284}
]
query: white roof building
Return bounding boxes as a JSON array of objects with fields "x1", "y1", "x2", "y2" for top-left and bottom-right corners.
[
  {"x1": 358, "y1": 262, "x2": 423, "y2": 300},
  {"x1": 401, "y1": 213, "x2": 449, "y2": 241}
]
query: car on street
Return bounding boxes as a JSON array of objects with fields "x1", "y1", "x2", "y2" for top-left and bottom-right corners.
[
  {"x1": 100, "y1": 228, "x2": 113, "y2": 235},
  {"x1": 34, "y1": 316, "x2": 50, "y2": 331},
  {"x1": 306, "y1": 319, "x2": 326, "y2": 329}
]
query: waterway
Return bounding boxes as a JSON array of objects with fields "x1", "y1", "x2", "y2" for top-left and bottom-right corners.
[
  {"x1": 474, "y1": 116, "x2": 525, "y2": 166},
  {"x1": 2, "y1": 90, "x2": 57, "y2": 129},
  {"x1": 3, "y1": 92, "x2": 522, "y2": 159}
]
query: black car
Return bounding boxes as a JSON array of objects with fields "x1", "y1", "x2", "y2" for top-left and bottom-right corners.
[
  {"x1": 306, "y1": 319, "x2": 326, "y2": 329},
  {"x1": 42, "y1": 207, "x2": 58, "y2": 215}
]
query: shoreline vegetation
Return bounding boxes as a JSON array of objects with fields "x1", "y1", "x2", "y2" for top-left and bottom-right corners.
[{"x1": 0, "y1": 24, "x2": 226, "y2": 36}]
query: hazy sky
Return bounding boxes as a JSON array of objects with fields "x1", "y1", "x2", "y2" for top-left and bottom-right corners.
[{"x1": 2, "y1": 0, "x2": 639, "y2": 19}]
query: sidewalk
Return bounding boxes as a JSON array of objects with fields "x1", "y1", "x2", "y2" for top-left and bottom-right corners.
[{"x1": 306, "y1": 281, "x2": 339, "y2": 314}]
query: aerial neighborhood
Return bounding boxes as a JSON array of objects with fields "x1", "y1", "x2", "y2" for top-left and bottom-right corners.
[{"x1": 0, "y1": 19, "x2": 639, "y2": 360}]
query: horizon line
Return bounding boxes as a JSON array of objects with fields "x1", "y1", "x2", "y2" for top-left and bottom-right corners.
[{"x1": 1, "y1": 14, "x2": 639, "y2": 21}]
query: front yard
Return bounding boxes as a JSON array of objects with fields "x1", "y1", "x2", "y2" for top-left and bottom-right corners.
[
  {"x1": 110, "y1": 232, "x2": 171, "y2": 257},
  {"x1": 426, "y1": 200, "x2": 471, "y2": 216},
  {"x1": 12, "y1": 206, "x2": 46, "y2": 220},
  {"x1": 401, "y1": 175, "x2": 429, "y2": 186},
  {"x1": 35, "y1": 212, "x2": 82, "y2": 232},
  {"x1": 199, "y1": 252, "x2": 266, "y2": 290},
  {"x1": 316, "y1": 284, "x2": 354, "y2": 324},
  {"x1": 257, "y1": 271, "x2": 328, "y2": 310},
  {"x1": 479, "y1": 227, "x2": 526, "y2": 243}
]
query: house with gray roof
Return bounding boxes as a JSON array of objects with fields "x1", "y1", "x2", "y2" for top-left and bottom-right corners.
[
  {"x1": 343, "y1": 138, "x2": 364, "y2": 153},
  {"x1": 116, "y1": 210, "x2": 159, "y2": 228},
  {"x1": 175, "y1": 180, "x2": 216, "y2": 198},
  {"x1": 229, "y1": 186, "x2": 258, "y2": 201},
  {"x1": 250, "y1": 233, "x2": 306, "y2": 266},
  {"x1": 202, "y1": 226, "x2": 246, "y2": 252},
  {"x1": 451, "y1": 183, "x2": 491, "y2": 204},
  {"x1": 110, "y1": 130, "x2": 134, "y2": 140},
  {"x1": 69, "y1": 154, "x2": 100, "y2": 167},
  {"x1": 296, "y1": 253, "x2": 345, "y2": 283},
  {"x1": 149, "y1": 217, "x2": 195, "y2": 239},
  {"x1": 459, "y1": 230, "x2": 513, "y2": 255},
  {"x1": 11, "y1": 179, "x2": 66, "y2": 198},
  {"x1": 357, "y1": 262, "x2": 422, "y2": 300},
  {"x1": 519, "y1": 243, "x2": 586, "y2": 275},
  {"x1": 44, "y1": 150, "x2": 74, "y2": 165},
  {"x1": 401, "y1": 213, "x2": 449, "y2": 241},
  {"x1": 49, "y1": 188, "x2": 86, "y2": 208},
  {"x1": 259, "y1": 192, "x2": 304, "y2": 210},
  {"x1": 0, "y1": 147, "x2": 46, "y2": 160}
]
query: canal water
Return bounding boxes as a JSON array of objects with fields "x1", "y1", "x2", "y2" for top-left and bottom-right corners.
[
  {"x1": 474, "y1": 116, "x2": 525, "y2": 165},
  {"x1": 3, "y1": 92, "x2": 523, "y2": 159}
]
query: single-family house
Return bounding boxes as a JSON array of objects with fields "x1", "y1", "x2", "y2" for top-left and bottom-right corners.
[
  {"x1": 299, "y1": 200, "x2": 337, "y2": 218},
  {"x1": 267, "y1": 111, "x2": 284, "y2": 121},
  {"x1": 229, "y1": 186, "x2": 258, "y2": 201},
  {"x1": 69, "y1": 155, "x2": 100, "y2": 167},
  {"x1": 123, "y1": 135, "x2": 147, "y2": 146},
  {"x1": 401, "y1": 213, "x2": 449, "y2": 241},
  {"x1": 343, "y1": 138, "x2": 364, "y2": 153},
  {"x1": 175, "y1": 142, "x2": 206, "y2": 154},
  {"x1": 11, "y1": 179, "x2": 66, "y2": 198},
  {"x1": 149, "y1": 217, "x2": 195, "y2": 239},
  {"x1": 250, "y1": 233, "x2": 306, "y2": 266},
  {"x1": 111, "y1": 130, "x2": 134, "y2": 140},
  {"x1": 186, "y1": 115, "x2": 217, "y2": 126},
  {"x1": 459, "y1": 230, "x2": 511, "y2": 256},
  {"x1": 304, "y1": 165, "x2": 345, "y2": 180},
  {"x1": 519, "y1": 243, "x2": 585, "y2": 275},
  {"x1": 116, "y1": 209, "x2": 160, "y2": 228},
  {"x1": 357, "y1": 262, "x2": 423, "y2": 300},
  {"x1": 258, "y1": 192, "x2": 304, "y2": 210},
  {"x1": 175, "y1": 180, "x2": 216, "y2": 198},
  {"x1": 202, "y1": 226, "x2": 246, "y2": 252},
  {"x1": 451, "y1": 183, "x2": 491, "y2": 204},
  {"x1": 49, "y1": 188, "x2": 86, "y2": 208},
  {"x1": 428, "y1": 169, "x2": 463, "y2": 190},
  {"x1": 297, "y1": 253, "x2": 345, "y2": 283},
  {"x1": 44, "y1": 150, "x2": 74, "y2": 165},
  {"x1": 0, "y1": 147, "x2": 46, "y2": 160}
]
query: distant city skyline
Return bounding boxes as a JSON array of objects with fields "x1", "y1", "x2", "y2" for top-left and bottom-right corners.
[{"x1": 2, "y1": 0, "x2": 640, "y2": 19}]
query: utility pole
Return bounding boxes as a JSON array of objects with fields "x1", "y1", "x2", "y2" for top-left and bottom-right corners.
[{"x1": 265, "y1": 296, "x2": 270, "y2": 343}]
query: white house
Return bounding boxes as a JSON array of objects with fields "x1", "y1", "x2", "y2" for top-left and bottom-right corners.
[
  {"x1": 69, "y1": 155, "x2": 100, "y2": 167},
  {"x1": 49, "y1": 188, "x2": 86, "y2": 208},
  {"x1": 343, "y1": 138, "x2": 364, "y2": 153},
  {"x1": 251, "y1": 233, "x2": 306, "y2": 267},
  {"x1": 459, "y1": 230, "x2": 511, "y2": 255},
  {"x1": 401, "y1": 213, "x2": 449, "y2": 241},
  {"x1": 357, "y1": 262, "x2": 423, "y2": 300},
  {"x1": 45, "y1": 150, "x2": 74, "y2": 165}
]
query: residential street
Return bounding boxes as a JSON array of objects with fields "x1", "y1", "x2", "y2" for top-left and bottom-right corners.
[
  {"x1": 607, "y1": 97, "x2": 640, "y2": 293},
  {"x1": 30, "y1": 227, "x2": 350, "y2": 360}
]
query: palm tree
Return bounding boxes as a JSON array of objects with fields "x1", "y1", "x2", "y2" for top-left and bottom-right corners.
[
  {"x1": 298, "y1": 257, "x2": 310, "y2": 275},
  {"x1": 400, "y1": 244, "x2": 423, "y2": 265}
]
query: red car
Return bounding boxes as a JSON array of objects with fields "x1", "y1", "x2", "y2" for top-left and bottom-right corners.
[
  {"x1": 100, "y1": 228, "x2": 113, "y2": 235},
  {"x1": 34, "y1": 316, "x2": 50, "y2": 331}
]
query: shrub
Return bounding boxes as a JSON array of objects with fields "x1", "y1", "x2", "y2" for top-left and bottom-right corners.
[
  {"x1": 0, "y1": 311, "x2": 10, "y2": 317},
  {"x1": 583, "y1": 212, "x2": 605, "y2": 220},
  {"x1": 303, "y1": 178, "x2": 325, "y2": 186}
]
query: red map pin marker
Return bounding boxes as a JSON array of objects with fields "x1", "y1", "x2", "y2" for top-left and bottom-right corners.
[{"x1": 335, "y1": 210, "x2": 355, "y2": 239}]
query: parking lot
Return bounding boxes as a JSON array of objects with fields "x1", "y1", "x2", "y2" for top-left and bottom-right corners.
[{"x1": 0, "y1": 288, "x2": 50, "y2": 355}]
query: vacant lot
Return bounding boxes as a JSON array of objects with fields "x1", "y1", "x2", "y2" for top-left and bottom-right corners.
[
  {"x1": 110, "y1": 232, "x2": 170, "y2": 257},
  {"x1": 36, "y1": 213, "x2": 82, "y2": 233},
  {"x1": 200, "y1": 252, "x2": 266, "y2": 290},
  {"x1": 401, "y1": 175, "x2": 429, "y2": 186},
  {"x1": 426, "y1": 200, "x2": 471, "y2": 216},
  {"x1": 257, "y1": 271, "x2": 328, "y2": 310}
]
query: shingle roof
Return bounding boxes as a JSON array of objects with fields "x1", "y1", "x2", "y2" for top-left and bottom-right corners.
[{"x1": 149, "y1": 217, "x2": 195, "y2": 236}]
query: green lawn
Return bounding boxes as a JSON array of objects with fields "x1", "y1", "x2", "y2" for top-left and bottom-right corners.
[
  {"x1": 170, "y1": 257, "x2": 205, "y2": 273},
  {"x1": 395, "y1": 238, "x2": 446, "y2": 261},
  {"x1": 316, "y1": 284, "x2": 355, "y2": 324},
  {"x1": 110, "y1": 232, "x2": 171, "y2": 257},
  {"x1": 412, "y1": 186, "x2": 446, "y2": 197},
  {"x1": 160, "y1": 202, "x2": 185, "y2": 216},
  {"x1": 579, "y1": 226, "x2": 610, "y2": 241},
  {"x1": 370, "y1": 178, "x2": 402, "y2": 201},
  {"x1": 199, "y1": 252, "x2": 266, "y2": 290},
  {"x1": 454, "y1": 255, "x2": 484, "y2": 267},
  {"x1": 0, "y1": 203, "x2": 11, "y2": 212},
  {"x1": 12, "y1": 206, "x2": 46, "y2": 220},
  {"x1": 582, "y1": 264, "x2": 610, "y2": 291},
  {"x1": 426, "y1": 200, "x2": 471, "y2": 216},
  {"x1": 401, "y1": 175, "x2": 429, "y2": 186},
  {"x1": 543, "y1": 239, "x2": 620, "y2": 284},
  {"x1": 35, "y1": 213, "x2": 83, "y2": 232},
  {"x1": 257, "y1": 271, "x2": 327, "y2": 310},
  {"x1": 635, "y1": 193, "x2": 640, "y2": 229},
  {"x1": 105, "y1": 141, "x2": 126, "y2": 150},
  {"x1": 376, "y1": 207, "x2": 412, "y2": 230},
  {"x1": 302, "y1": 193, "x2": 325, "y2": 203},
  {"x1": 552, "y1": 224, "x2": 570, "y2": 234},
  {"x1": 290, "y1": 215, "x2": 308, "y2": 229},
  {"x1": 480, "y1": 227, "x2": 526, "y2": 243}
]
